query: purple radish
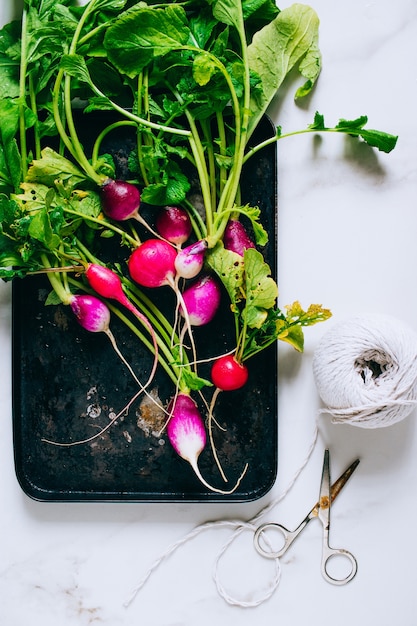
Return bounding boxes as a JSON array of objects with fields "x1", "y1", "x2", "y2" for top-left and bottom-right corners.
[
  {"x1": 180, "y1": 274, "x2": 221, "y2": 326},
  {"x1": 166, "y1": 392, "x2": 246, "y2": 494},
  {"x1": 70, "y1": 293, "x2": 111, "y2": 333},
  {"x1": 100, "y1": 179, "x2": 141, "y2": 221},
  {"x1": 167, "y1": 393, "x2": 207, "y2": 467},
  {"x1": 128, "y1": 238, "x2": 177, "y2": 288},
  {"x1": 156, "y1": 206, "x2": 192, "y2": 245},
  {"x1": 174, "y1": 239, "x2": 207, "y2": 279},
  {"x1": 223, "y1": 219, "x2": 255, "y2": 256},
  {"x1": 100, "y1": 178, "x2": 162, "y2": 238},
  {"x1": 84, "y1": 263, "x2": 159, "y2": 384}
]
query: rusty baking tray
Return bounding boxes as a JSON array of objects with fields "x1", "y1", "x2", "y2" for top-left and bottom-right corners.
[{"x1": 11, "y1": 114, "x2": 278, "y2": 502}]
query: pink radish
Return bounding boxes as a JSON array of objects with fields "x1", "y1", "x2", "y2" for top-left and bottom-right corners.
[
  {"x1": 166, "y1": 392, "x2": 247, "y2": 494},
  {"x1": 167, "y1": 393, "x2": 206, "y2": 465},
  {"x1": 85, "y1": 263, "x2": 139, "y2": 314},
  {"x1": 223, "y1": 218, "x2": 255, "y2": 256},
  {"x1": 128, "y1": 238, "x2": 177, "y2": 288},
  {"x1": 156, "y1": 205, "x2": 192, "y2": 245},
  {"x1": 128, "y1": 240, "x2": 208, "y2": 378},
  {"x1": 174, "y1": 239, "x2": 207, "y2": 279},
  {"x1": 180, "y1": 274, "x2": 221, "y2": 326}
]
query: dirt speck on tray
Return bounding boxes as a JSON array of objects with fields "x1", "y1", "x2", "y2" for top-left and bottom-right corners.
[{"x1": 137, "y1": 388, "x2": 166, "y2": 438}]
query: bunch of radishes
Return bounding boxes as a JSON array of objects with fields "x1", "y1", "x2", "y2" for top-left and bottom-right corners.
[
  {"x1": 79, "y1": 179, "x2": 253, "y2": 493},
  {"x1": 30, "y1": 168, "x2": 256, "y2": 492}
]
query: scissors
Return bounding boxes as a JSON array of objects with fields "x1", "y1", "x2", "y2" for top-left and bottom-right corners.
[{"x1": 254, "y1": 449, "x2": 359, "y2": 585}]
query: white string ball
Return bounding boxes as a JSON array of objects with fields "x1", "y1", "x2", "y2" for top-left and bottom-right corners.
[{"x1": 312, "y1": 314, "x2": 417, "y2": 428}]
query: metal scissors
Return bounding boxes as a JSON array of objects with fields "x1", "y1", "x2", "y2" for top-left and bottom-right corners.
[{"x1": 254, "y1": 449, "x2": 359, "y2": 585}]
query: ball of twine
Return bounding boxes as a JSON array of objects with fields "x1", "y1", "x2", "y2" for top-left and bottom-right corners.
[{"x1": 313, "y1": 314, "x2": 417, "y2": 428}]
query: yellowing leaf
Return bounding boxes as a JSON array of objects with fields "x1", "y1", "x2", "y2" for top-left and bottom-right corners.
[
  {"x1": 277, "y1": 322, "x2": 305, "y2": 352},
  {"x1": 285, "y1": 301, "x2": 332, "y2": 326},
  {"x1": 15, "y1": 182, "x2": 52, "y2": 213}
]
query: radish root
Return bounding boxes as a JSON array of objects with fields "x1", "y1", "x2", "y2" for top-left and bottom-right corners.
[{"x1": 189, "y1": 458, "x2": 248, "y2": 495}]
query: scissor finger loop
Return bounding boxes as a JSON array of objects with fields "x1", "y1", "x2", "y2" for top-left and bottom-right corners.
[
  {"x1": 321, "y1": 545, "x2": 358, "y2": 585},
  {"x1": 253, "y1": 522, "x2": 295, "y2": 559}
]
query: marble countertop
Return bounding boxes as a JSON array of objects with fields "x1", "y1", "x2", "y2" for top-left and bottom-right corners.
[{"x1": 1, "y1": 1, "x2": 417, "y2": 624}]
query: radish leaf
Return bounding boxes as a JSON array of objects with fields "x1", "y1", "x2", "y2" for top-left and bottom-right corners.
[
  {"x1": 243, "y1": 248, "x2": 278, "y2": 328},
  {"x1": 27, "y1": 204, "x2": 61, "y2": 251},
  {"x1": 104, "y1": 5, "x2": 191, "y2": 78},
  {"x1": 308, "y1": 112, "x2": 398, "y2": 153},
  {"x1": 212, "y1": 0, "x2": 243, "y2": 29},
  {"x1": 231, "y1": 204, "x2": 268, "y2": 246},
  {"x1": 193, "y1": 53, "x2": 218, "y2": 86},
  {"x1": 247, "y1": 4, "x2": 321, "y2": 136},
  {"x1": 26, "y1": 148, "x2": 89, "y2": 188},
  {"x1": 206, "y1": 244, "x2": 245, "y2": 307}
]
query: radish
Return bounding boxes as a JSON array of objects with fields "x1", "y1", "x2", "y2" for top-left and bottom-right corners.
[
  {"x1": 223, "y1": 218, "x2": 255, "y2": 257},
  {"x1": 180, "y1": 274, "x2": 221, "y2": 326},
  {"x1": 128, "y1": 239, "x2": 208, "y2": 378},
  {"x1": 128, "y1": 238, "x2": 177, "y2": 288},
  {"x1": 70, "y1": 293, "x2": 111, "y2": 333},
  {"x1": 100, "y1": 178, "x2": 162, "y2": 238},
  {"x1": 211, "y1": 354, "x2": 249, "y2": 391},
  {"x1": 85, "y1": 263, "x2": 140, "y2": 314},
  {"x1": 166, "y1": 392, "x2": 247, "y2": 494},
  {"x1": 174, "y1": 239, "x2": 207, "y2": 279},
  {"x1": 100, "y1": 178, "x2": 141, "y2": 222},
  {"x1": 156, "y1": 205, "x2": 192, "y2": 245}
]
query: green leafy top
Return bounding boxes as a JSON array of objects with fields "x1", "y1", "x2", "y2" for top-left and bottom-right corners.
[{"x1": 0, "y1": 0, "x2": 398, "y2": 385}]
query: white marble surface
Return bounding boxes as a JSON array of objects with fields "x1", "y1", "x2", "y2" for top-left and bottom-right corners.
[{"x1": 1, "y1": 1, "x2": 417, "y2": 624}]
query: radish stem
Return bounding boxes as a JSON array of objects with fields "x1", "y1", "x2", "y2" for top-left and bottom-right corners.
[{"x1": 18, "y1": 9, "x2": 29, "y2": 180}]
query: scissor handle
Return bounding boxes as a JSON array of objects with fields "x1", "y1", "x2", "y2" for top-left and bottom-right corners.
[
  {"x1": 321, "y1": 543, "x2": 358, "y2": 585},
  {"x1": 254, "y1": 520, "x2": 307, "y2": 559}
]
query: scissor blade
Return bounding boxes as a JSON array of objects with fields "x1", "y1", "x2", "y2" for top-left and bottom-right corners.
[
  {"x1": 318, "y1": 449, "x2": 331, "y2": 528},
  {"x1": 310, "y1": 457, "x2": 360, "y2": 518},
  {"x1": 312, "y1": 450, "x2": 360, "y2": 523},
  {"x1": 329, "y1": 458, "x2": 360, "y2": 502}
]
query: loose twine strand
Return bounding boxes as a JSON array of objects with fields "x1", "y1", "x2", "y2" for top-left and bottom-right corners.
[
  {"x1": 124, "y1": 422, "x2": 319, "y2": 608},
  {"x1": 124, "y1": 313, "x2": 417, "y2": 608}
]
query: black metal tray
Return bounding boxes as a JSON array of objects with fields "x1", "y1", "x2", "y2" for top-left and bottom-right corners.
[{"x1": 12, "y1": 115, "x2": 278, "y2": 502}]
